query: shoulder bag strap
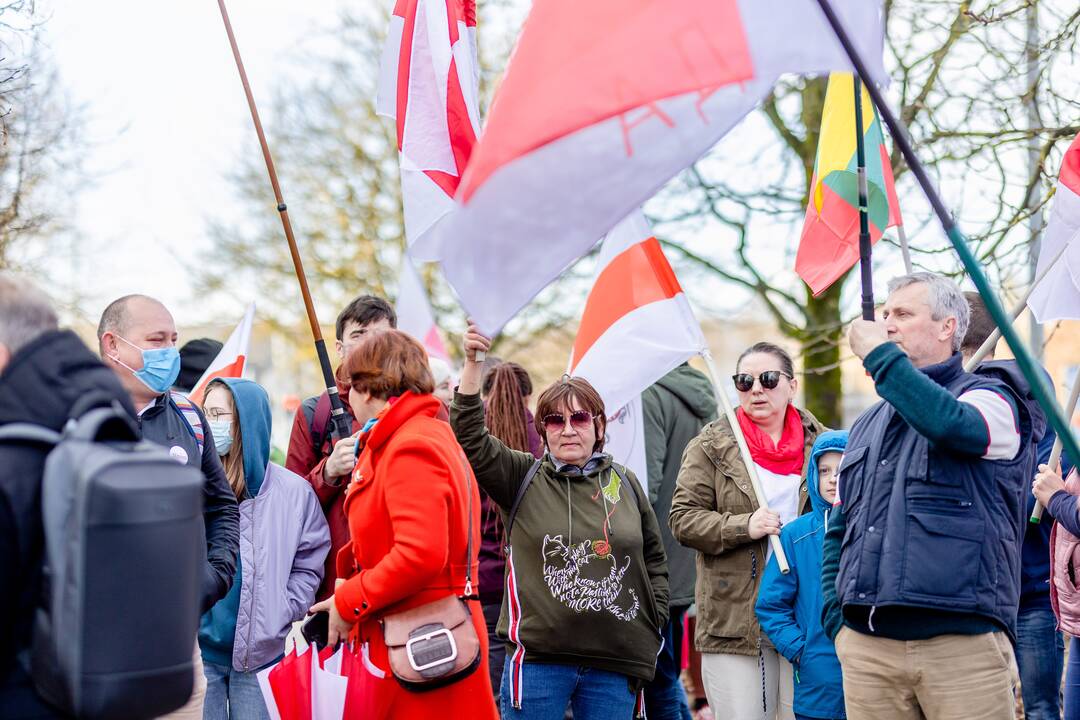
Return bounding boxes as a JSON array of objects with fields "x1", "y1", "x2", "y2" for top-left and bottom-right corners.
[{"x1": 505, "y1": 459, "x2": 543, "y2": 541}]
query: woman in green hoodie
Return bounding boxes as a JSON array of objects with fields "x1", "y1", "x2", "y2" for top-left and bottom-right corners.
[
  {"x1": 450, "y1": 324, "x2": 669, "y2": 720},
  {"x1": 198, "y1": 379, "x2": 330, "y2": 720}
]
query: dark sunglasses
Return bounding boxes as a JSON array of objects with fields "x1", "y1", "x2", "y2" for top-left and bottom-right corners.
[
  {"x1": 542, "y1": 411, "x2": 594, "y2": 432},
  {"x1": 732, "y1": 371, "x2": 793, "y2": 393}
]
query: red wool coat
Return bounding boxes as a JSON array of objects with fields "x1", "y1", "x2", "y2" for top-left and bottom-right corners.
[{"x1": 334, "y1": 392, "x2": 497, "y2": 719}]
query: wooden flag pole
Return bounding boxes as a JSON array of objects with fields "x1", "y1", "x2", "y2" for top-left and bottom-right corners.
[
  {"x1": 1030, "y1": 375, "x2": 1080, "y2": 523},
  {"x1": 216, "y1": 0, "x2": 352, "y2": 443},
  {"x1": 853, "y1": 74, "x2": 875, "y2": 321},
  {"x1": 813, "y1": 0, "x2": 1080, "y2": 469},
  {"x1": 700, "y1": 349, "x2": 791, "y2": 574},
  {"x1": 964, "y1": 241, "x2": 1070, "y2": 371}
]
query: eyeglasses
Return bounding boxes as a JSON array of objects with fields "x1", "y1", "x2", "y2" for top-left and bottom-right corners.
[
  {"x1": 204, "y1": 409, "x2": 234, "y2": 421},
  {"x1": 542, "y1": 411, "x2": 594, "y2": 432},
  {"x1": 732, "y1": 371, "x2": 793, "y2": 393}
]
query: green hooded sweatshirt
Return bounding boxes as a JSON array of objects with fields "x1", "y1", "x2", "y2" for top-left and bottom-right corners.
[{"x1": 450, "y1": 391, "x2": 669, "y2": 684}]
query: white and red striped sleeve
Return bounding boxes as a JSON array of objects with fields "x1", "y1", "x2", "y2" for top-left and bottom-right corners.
[{"x1": 958, "y1": 388, "x2": 1021, "y2": 461}]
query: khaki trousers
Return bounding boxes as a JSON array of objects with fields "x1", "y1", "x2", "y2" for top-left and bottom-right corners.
[
  {"x1": 700, "y1": 648, "x2": 795, "y2": 720},
  {"x1": 834, "y1": 626, "x2": 1018, "y2": 720},
  {"x1": 157, "y1": 642, "x2": 207, "y2": 720}
]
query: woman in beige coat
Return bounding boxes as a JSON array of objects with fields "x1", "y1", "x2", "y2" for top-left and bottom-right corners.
[{"x1": 670, "y1": 342, "x2": 824, "y2": 720}]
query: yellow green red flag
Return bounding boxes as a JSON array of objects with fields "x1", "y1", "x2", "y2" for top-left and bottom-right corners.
[{"x1": 796, "y1": 72, "x2": 902, "y2": 296}]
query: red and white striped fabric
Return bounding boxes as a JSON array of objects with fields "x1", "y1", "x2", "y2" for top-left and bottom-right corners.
[
  {"x1": 428, "y1": 0, "x2": 886, "y2": 333},
  {"x1": 395, "y1": 260, "x2": 450, "y2": 361},
  {"x1": 567, "y1": 211, "x2": 708, "y2": 487},
  {"x1": 1029, "y1": 131, "x2": 1080, "y2": 322},
  {"x1": 189, "y1": 303, "x2": 254, "y2": 405},
  {"x1": 378, "y1": 0, "x2": 480, "y2": 260},
  {"x1": 568, "y1": 211, "x2": 707, "y2": 415}
]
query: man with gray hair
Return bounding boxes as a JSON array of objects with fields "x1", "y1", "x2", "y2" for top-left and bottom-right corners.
[
  {"x1": 820, "y1": 272, "x2": 1036, "y2": 719},
  {"x1": 0, "y1": 274, "x2": 135, "y2": 716}
]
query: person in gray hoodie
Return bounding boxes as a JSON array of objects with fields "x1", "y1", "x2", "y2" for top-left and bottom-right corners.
[
  {"x1": 642, "y1": 363, "x2": 717, "y2": 720},
  {"x1": 198, "y1": 378, "x2": 330, "y2": 720}
]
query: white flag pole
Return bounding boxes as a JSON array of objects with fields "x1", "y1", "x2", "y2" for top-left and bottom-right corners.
[
  {"x1": 1031, "y1": 374, "x2": 1080, "y2": 523},
  {"x1": 964, "y1": 240, "x2": 1069, "y2": 371},
  {"x1": 699, "y1": 349, "x2": 791, "y2": 574},
  {"x1": 897, "y1": 224, "x2": 913, "y2": 274}
]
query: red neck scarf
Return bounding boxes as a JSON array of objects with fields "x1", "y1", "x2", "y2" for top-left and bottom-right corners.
[{"x1": 735, "y1": 404, "x2": 805, "y2": 476}]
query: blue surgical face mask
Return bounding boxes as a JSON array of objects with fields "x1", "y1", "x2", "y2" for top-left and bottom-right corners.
[
  {"x1": 208, "y1": 420, "x2": 233, "y2": 456},
  {"x1": 113, "y1": 335, "x2": 181, "y2": 394}
]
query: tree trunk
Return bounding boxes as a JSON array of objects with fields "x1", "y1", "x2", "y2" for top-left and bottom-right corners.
[{"x1": 801, "y1": 281, "x2": 844, "y2": 427}]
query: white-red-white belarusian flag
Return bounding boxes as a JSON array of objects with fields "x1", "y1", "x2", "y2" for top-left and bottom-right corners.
[
  {"x1": 378, "y1": 0, "x2": 480, "y2": 260},
  {"x1": 568, "y1": 211, "x2": 708, "y2": 484},
  {"x1": 1029, "y1": 132, "x2": 1080, "y2": 322},
  {"x1": 396, "y1": 261, "x2": 450, "y2": 361},
  {"x1": 429, "y1": 0, "x2": 886, "y2": 333},
  {"x1": 189, "y1": 303, "x2": 255, "y2": 405}
]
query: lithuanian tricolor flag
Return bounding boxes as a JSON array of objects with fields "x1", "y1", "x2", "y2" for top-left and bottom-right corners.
[{"x1": 796, "y1": 72, "x2": 902, "y2": 296}]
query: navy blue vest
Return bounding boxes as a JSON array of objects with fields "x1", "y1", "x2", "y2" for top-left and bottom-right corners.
[{"x1": 835, "y1": 354, "x2": 1037, "y2": 638}]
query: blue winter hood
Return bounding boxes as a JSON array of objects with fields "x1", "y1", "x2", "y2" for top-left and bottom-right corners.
[
  {"x1": 807, "y1": 430, "x2": 848, "y2": 516},
  {"x1": 214, "y1": 378, "x2": 272, "y2": 497}
]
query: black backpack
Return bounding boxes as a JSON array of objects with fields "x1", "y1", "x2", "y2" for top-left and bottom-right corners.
[{"x1": 0, "y1": 400, "x2": 204, "y2": 719}]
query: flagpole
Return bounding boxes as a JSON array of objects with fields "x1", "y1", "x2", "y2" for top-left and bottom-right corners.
[
  {"x1": 216, "y1": 0, "x2": 352, "y2": 443},
  {"x1": 897, "y1": 224, "x2": 913, "y2": 274},
  {"x1": 964, "y1": 241, "x2": 1070, "y2": 371},
  {"x1": 699, "y1": 349, "x2": 791, "y2": 574},
  {"x1": 1030, "y1": 375, "x2": 1080, "y2": 523},
  {"x1": 852, "y1": 74, "x2": 875, "y2": 320},
  {"x1": 813, "y1": 0, "x2": 1080, "y2": 469}
]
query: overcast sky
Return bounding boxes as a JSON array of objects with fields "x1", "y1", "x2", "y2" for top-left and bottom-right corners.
[{"x1": 42, "y1": 0, "x2": 346, "y2": 325}]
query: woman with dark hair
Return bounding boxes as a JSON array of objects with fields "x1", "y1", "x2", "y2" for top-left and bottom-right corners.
[
  {"x1": 670, "y1": 342, "x2": 825, "y2": 720},
  {"x1": 477, "y1": 361, "x2": 543, "y2": 704},
  {"x1": 451, "y1": 324, "x2": 668, "y2": 720},
  {"x1": 308, "y1": 330, "x2": 498, "y2": 718}
]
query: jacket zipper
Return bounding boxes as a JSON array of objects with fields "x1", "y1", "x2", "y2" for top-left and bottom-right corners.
[{"x1": 242, "y1": 499, "x2": 257, "y2": 671}]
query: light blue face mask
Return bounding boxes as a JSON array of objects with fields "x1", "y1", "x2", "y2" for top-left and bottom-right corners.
[
  {"x1": 208, "y1": 420, "x2": 233, "y2": 456},
  {"x1": 114, "y1": 335, "x2": 181, "y2": 394}
]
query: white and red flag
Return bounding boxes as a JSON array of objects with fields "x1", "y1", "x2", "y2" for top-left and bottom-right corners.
[
  {"x1": 378, "y1": 0, "x2": 480, "y2": 260},
  {"x1": 568, "y1": 211, "x2": 708, "y2": 484},
  {"x1": 1029, "y1": 132, "x2": 1080, "y2": 322},
  {"x1": 396, "y1": 260, "x2": 451, "y2": 361},
  {"x1": 189, "y1": 303, "x2": 255, "y2": 405},
  {"x1": 430, "y1": 0, "x2": 886, "y2": 332}
]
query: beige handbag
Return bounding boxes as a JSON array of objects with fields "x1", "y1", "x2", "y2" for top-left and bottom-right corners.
[{"x1": 381, "y1": 456, "x2": 481, "y2": 692}]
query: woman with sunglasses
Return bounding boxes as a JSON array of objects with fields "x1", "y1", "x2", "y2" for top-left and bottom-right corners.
[
  {"x1": 670, "y1": 342, "x2": 825, "y2": 720},
  {"x1": 451, "y1": 324, "x2": 668, "y2": 720}
]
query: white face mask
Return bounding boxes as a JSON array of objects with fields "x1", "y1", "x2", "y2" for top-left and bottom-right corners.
[{"x1": 208, "y1": 419, "x2": 233, "y2": 456}]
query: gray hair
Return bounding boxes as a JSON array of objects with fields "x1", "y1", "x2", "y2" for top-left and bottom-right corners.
[
  {"x1": 0, "y1": 273, "x2": 59, "y2": 356},
  {"x1": 97, "y1": 294, "x2": 155, "y2": 341},
  {"x1": 887, "y1": 272, "x2": 970, "y2": 351}
]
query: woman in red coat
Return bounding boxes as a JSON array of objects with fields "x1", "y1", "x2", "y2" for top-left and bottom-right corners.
[{"x1": 308, "y1": 330, "x2": 498, "y2": 719}]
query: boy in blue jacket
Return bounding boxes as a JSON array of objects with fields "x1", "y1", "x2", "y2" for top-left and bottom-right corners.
[{"x1": 756, "y1": 430, "x2": 848, "y2": 720}]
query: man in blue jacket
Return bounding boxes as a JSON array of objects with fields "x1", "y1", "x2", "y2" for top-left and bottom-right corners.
[
  {"x1": 757, "y1": 430, "x2": 849, "y2": 720},
  {"x1": 821, "y1": 273, "x2": 1041, "y2": 720}
]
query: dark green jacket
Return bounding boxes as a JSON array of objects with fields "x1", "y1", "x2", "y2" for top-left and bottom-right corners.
[
  {"x1": 642, "y1": 363, "x2": 718, "y2": 607},
  {"x1": 450, "y1": 391, "x2": 668, "y2": 681}
]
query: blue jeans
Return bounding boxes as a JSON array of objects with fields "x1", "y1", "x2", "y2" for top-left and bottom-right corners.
[
  {"x1": 202, "y1": 661, "x2": 270, "y2": 720},
  {"x1": 500, "y1": 659, "x2": 637, "y2": 720},
  {"x1": 1065, "y1": 636, "x2": 1080, "y2": 720},
  {"x1": 1015, "y1": 603, "x2": 1063, "y2": 720},
  {"x1": 644, "y1": 605, "x2": 692, "y2": 720}
]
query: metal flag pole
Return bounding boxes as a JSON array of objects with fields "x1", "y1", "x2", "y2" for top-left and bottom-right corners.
[
  {"x1": 699, "y1": 350, "x2": 791, "y2": 574},
  {"x1": 215, "y1": 0, "x2": 353, "y2": 443},
  {"x1": 1030, "y1": 375, "x2": 1079, "y2": 523},
  {"x1": 963, "y1": 241, "x2": 1069, "y2": 371},
  {"x1": 853, "y1": 74, "x2": 875, "y2": 320},
  {"x1": 897, "y1": 224, "x2": 913, "y2": 274},
  {"x1": 813, "y1": 0, "x2": 1080, "y2": 468}
]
